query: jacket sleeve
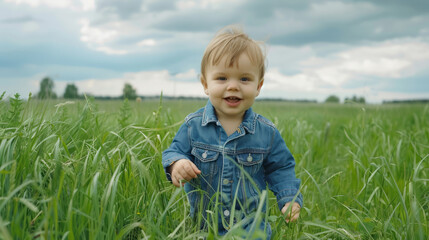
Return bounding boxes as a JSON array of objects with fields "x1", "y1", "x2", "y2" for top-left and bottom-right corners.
[
  {"x1": 162, "y1": 122, "x2": 193, "y2": 181},
  {"x1": 263, "y1": 128, "x2": 303, "y2": 209}
]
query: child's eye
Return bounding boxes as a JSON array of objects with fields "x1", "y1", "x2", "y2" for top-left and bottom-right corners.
[
  {"x1": 241, "y1": 77, "x2": 250, "y2": 82},
  {"x1": 216, "y1": 77, "x2": 227, "y2": 81}
]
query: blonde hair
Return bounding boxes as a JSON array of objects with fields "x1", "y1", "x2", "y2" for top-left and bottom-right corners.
[{"x1": 201, "y1": 25, "x2": 266, "y2": 81}]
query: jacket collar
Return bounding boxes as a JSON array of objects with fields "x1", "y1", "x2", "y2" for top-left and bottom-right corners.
[{"x1": 201, "y1": 100, "x2": 257, "y2": 134}]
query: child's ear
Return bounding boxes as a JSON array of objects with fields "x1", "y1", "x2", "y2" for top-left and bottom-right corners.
[
  {"x1": 256, "y1": 78, "x2": 264, "y2": 96},
  {"x1": 200, "y1": 75, "x2": 209, "y2": 95}
]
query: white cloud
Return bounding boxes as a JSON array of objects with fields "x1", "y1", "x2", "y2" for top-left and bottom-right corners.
[
  {"x1": 176, "y1": 0, "x2": 197, "y2": 10},
  {"x1": 309, "y1": 1, "x2": 377, "y2": 22},
  {"x1": 80, "y1": 19, "x2": 129, "y2": 55},
  {"x1": 5, "y1": 0, "x2": 95, "y2": 11},
  {"x1": 174, "y1": 69, "x2": 198, "y2": 81},
  {"x1": 265, "y1": 68, "x2": 317, "y2": 92},
  {"x1": 80, "y1": 19, "x2": 117, "y2": 44},
  {"x1": 337, "y1": 41, "x2": 429, "y2": 77},
  {"x1": 21, "y1": 21, "x2": 40, "y2": 32},
  {"x1": 137, "y1": 39, "x2": 157, "y2": 47},
  {"x1": 176, "y1": 0, "x2": 238, "y2": 10},
  {"x1": 94, "y1": 46, "x2": 128, "y2": 55},
  {"x1": 296, "y1": 40, "x2": 429, "y2": 86},
  {"x1": 81, "y1": 0, "x2": 95, "y2": 11},
  {"x1": 72, "y1": 69, "x2": 205, "y2": 97},
  {"x1": 261, "y1": 40, "x2": 429, "y2": 102},
  {"x1": 77, "y1": 16, "x2": 209, "y2": 55},
  {"x1": 5, "y1": 0, "x2": 75, "y2": 8},
  {"x1": 268, "y1": 45, "x2": 317, "y2": 71}
]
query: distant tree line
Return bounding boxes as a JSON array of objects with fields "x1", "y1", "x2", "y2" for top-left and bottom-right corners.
[
  {"x1": 37, "y1": 77, "x2": 57, "y2": 99},
  {"x1": 325, "y1": 95, "x2": 428, "y2": 104},
  {"x1": 325, "y1": 95, "x2": 340, "y2": 103},
  {"x1": 37, "y1": 77, "x2": 80, "y2": 99},
  {"x1": 382, "y1": 99, "x2": 429, "y2": 104},
  {"x1": 257, "y1": 98, "x2": 317, "y2": 103},
  {"x1": 325, "y1": 95, "x2": 366, "y2": 104},
  {"x1": 64, "y1": 83, "x2": 79, "y2": 99},
  {"x1": 37, "y1": 77, "x2": 140, "y2": 100},
  {"x1": 38, "y1": 77, "x2": 426, "y2": 104},
  {"x1": 122, "y1": 83, "x2": 137, "y2": 100},
  {"x1": 345, "y1": 95, "x2": 366, "y2": 104}
]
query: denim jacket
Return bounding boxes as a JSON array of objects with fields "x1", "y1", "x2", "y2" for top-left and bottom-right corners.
[{"x1": 162, "y1": 101, "x2": 303, "y2": 234}]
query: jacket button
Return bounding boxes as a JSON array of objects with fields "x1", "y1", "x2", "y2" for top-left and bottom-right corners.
[
  {"x1": 247, "y1": 154, "x2": 253, "y2": 162},
  {"x1": 224, "y1": 210, "x2": 230, "y2": 217},
  {"x1": 223, "y1": 179, "x2": 229, "y2": 185},
  {"x1": 202, "y1": 151, "x2": 207, "y2": 159}
]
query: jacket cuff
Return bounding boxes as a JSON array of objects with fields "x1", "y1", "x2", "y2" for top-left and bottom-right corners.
[
  {"x1": 162, "y1": 156, "x2": 190, "y2": 182},
  {"x1": 276, "y1": 189, "x2": 303, "y2": 210}
]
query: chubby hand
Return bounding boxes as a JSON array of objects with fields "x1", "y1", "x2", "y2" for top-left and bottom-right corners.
[
  {"x1": 281, "y1": 202, "x2": 301, "y2": 223},
  {"x1": 168, "y1": 159, "x2": 201, "y2": 187}
]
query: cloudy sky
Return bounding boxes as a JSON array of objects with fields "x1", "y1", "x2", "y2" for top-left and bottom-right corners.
[{"x1": 1, "y1": 0, "x2": 429, "y2": 103}]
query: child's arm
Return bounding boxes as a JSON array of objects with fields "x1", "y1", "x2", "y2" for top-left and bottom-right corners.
[
  {"x1": 168, "y1": 159, "x2": 201, "y2": 187},
  {"x1": 281, "y1": 202, "x2": 301, "y2": 223},
  {"x1": 263, "y1": 129, "x2": 303, "y2": 214},
  {"x1": 162, "y1": 123, "x2": 192, "y2": 182}
]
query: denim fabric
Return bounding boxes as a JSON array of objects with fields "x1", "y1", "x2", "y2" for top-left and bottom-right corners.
[{"x1": 162, "y1": 101, "x2": 303, "y2": 239}]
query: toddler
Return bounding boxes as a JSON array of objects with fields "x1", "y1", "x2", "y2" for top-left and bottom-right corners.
[{"x1": 162, "y1": 26, "x2": 303, "y2": 239}]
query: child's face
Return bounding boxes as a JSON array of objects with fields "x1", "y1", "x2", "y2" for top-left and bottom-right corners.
[{"x1": 201, "y1": 53, "x2": 264, "y2": 121}]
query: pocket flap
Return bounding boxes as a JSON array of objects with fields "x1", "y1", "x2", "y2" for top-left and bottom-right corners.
[
  {"x1": 192, "y1": 147, "x2": 219, "y2": 162},
  {"x1": 237, "y1": 153, "x2": 263, "y2": 166}
]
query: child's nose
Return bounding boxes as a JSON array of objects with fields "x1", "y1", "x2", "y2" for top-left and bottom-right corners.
[{"x1": 226, "y1": 79, "x2": 239, "y2": 91}]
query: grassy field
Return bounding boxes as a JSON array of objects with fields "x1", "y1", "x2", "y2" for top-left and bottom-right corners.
[{"x1": 0, "y1": 93, "x2": 428, "y2": 239}]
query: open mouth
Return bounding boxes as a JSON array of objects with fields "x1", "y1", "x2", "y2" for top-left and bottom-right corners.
[{"x1": 224, "y1": 96, "x2": 242, "y2": 103}]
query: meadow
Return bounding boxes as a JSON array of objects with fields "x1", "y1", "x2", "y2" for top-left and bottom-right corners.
[{"x1": 0, "y1": 93, "x2": 428, "y2": 239}]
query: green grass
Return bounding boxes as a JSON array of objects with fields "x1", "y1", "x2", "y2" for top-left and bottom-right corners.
[{"x1": 0, "y1": 93, "x2": 428, "y2": 239}]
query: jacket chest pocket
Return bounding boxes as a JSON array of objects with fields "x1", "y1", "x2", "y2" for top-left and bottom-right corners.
[
  {"x1": 191, "y1": 147, "x2": 219, "y2": 177},
  {"x1": 236, "y1": 153, "x2": 264, "y2": 175}
]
